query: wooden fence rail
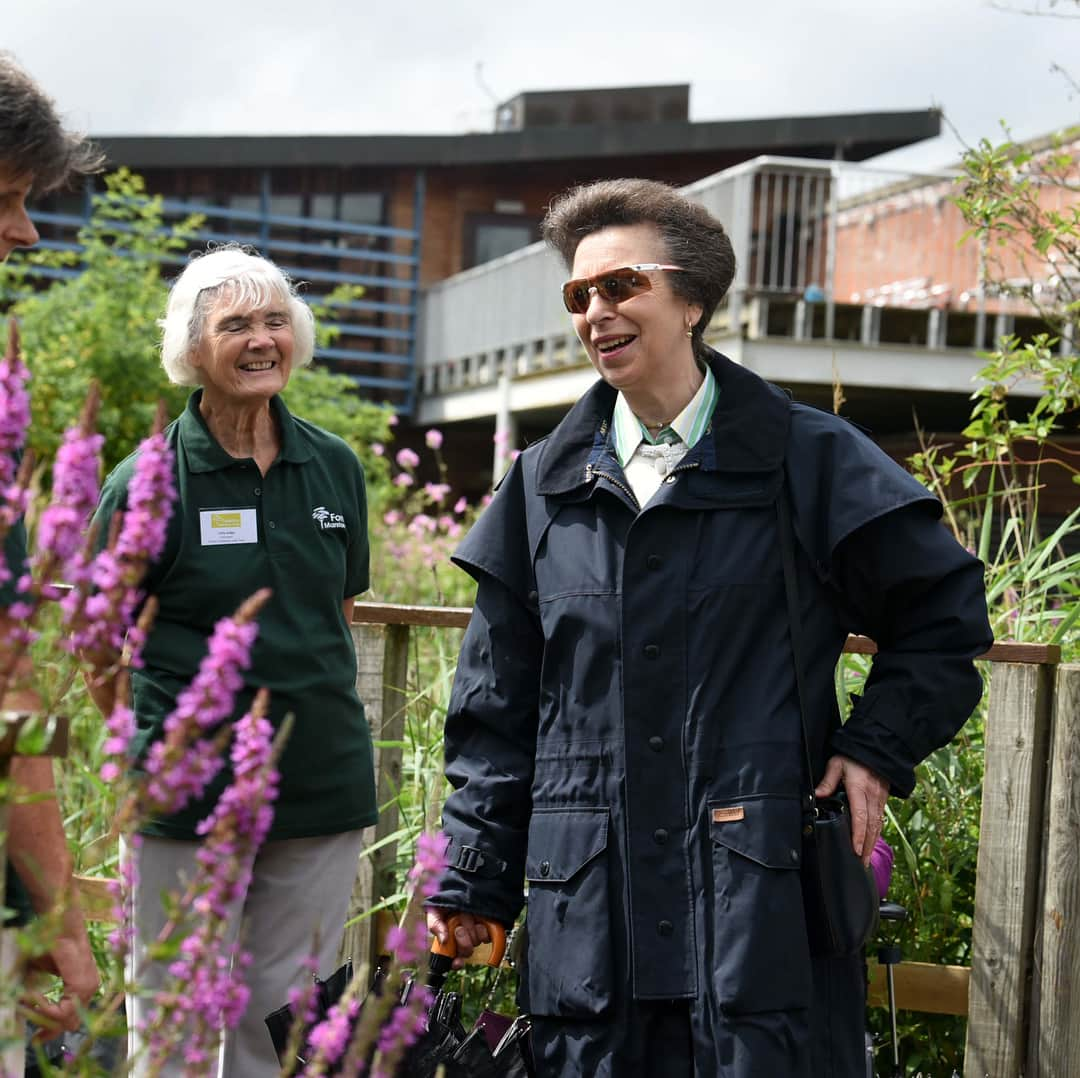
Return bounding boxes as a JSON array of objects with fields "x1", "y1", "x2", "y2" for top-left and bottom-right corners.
[
  {"x1": 2, "y1": 605, "x2": 1074, "y2": 1076},
  {"x1": 344, "y1": 602, "x2": 1076, "y2": 1076}
]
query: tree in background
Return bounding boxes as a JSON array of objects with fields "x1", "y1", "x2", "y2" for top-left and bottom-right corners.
[
  {"x1": 0, "y1": 169, "x2": 394, "y2": 498},
  {"x1": 863, "y1": 125, "x2": 1079, "y2": 1073}
]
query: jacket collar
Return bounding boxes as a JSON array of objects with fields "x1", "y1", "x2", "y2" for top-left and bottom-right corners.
[
  {"x1": 535, "y1": 348, "x2": 790, "y2": 496},
  {"x1": 178, "y1": 389, "x2": 313, "y2": 474}
]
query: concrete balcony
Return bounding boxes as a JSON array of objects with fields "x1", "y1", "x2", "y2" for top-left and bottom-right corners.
[{"x1": 415, "y1": 156, "x2": 1061, "y2": 475}]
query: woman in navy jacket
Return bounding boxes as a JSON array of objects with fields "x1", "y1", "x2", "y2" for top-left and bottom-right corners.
[{"x1": 427, "y1": 179, "x2": 992, "y2": 1077}]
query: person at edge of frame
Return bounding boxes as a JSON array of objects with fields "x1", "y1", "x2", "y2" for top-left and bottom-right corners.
[
  {"x1": 425, "y1": 178, "x2": 993, "y2": 1077},
  {"x1": 0, "y1": 50, "x2": 104, "y2": 1041}
]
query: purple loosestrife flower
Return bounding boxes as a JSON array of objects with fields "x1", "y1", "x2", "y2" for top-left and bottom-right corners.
[
  {"x1": 0, "y1": 323, "x2": 32, "y2": 597},
  {"x1": 108, "y1": 833, "x2": 141, "y2": 956},
  {"x1": 32, "y1": 385, "x2": 104, "y2": 601},
  {"x1": 143, "y1": 693, "x2": 279, "y2": 1074},
  {"x1": 364, "y1": 833, "x2": 449, "y2": 1076},
  {"x1": 64, "y1": 409, "x2": 176, "y2": 671},
  {"x1": 304, "y1": 834, "x2": 448, "y2": 1076},
  {"x1": 371, "y1": 995, "x2": 430, "y2": 1076},
  {"x1": 287, "y1": 953, "x2": 322, "y2": 1027},
  {"x1": 395, "y1": 447, "x2": 420, "y2": 470},
  {"x1": 100, "y1": 670, "x2": 136, "y2": 783},
  {"x1": 306, "y1": 997, "x2": 361, "y2": 1070},
  {"x1": 0, "y1": 320, "x2": 30, "y2": 487},
  {"x1": 139, "y1": 591, "x2": 269, "y2": 816},
  {"x1": 410, "y1": 831, "x2": 448, "y2": 901}
]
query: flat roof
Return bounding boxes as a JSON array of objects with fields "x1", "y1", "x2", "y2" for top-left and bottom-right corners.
[{"x1": 96, "y1": 109, "x2": 940, "y2": 170}]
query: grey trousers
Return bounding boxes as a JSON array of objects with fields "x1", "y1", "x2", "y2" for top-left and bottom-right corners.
[{"x1": 123, "y1": 829, "x2": 365, "y2": 1077}]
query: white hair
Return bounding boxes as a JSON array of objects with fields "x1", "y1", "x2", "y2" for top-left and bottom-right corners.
[{"x1": 159, "y1": 246, "x2": 316, "y2": 386}]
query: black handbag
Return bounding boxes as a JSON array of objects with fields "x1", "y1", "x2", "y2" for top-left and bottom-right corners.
[{"x1": 777, "y1": 485, "x2": 879, "y2": 958}]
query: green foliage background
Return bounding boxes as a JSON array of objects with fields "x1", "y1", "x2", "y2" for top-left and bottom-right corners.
[{"x1": 0, "y1": 170, "x2": 395, "y2": 495}]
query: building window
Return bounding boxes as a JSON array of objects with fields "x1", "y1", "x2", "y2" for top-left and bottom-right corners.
[{"x1": 464, "y1": 212, "x2": 539, "y2": 269}]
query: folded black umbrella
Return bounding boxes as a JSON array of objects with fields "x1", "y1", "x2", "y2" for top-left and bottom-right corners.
[
  {"x1": 398, "y1": 919, "x2": 533, "y2": 1078},
  {"x1": 265, "y1": 916, "x2": 533, "y2": 1077}
]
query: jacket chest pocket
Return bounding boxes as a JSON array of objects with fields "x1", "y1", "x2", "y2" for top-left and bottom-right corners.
[
  {"x1": 709, "y1": 795, "x2": 813, "y2": 1014},
  {"x1": 521, "y1": 807, "x2": 613, "y2": 1018}
]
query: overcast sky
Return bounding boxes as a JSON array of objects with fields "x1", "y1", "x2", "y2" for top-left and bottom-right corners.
[{"x1": 5, "y1": 0, "x2": 1079, "y2": 176}]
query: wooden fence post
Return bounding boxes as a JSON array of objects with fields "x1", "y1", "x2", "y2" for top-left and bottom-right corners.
[
  {"x1": 964, "y1": 662, "x2": 1056, "y2": 1077},
  {"x1": 341, "y1": 623, "x2": 409, "y2": 981},
  {"x1": 1027, "y1": 664, "x2": 1080, "y2": 1076}
]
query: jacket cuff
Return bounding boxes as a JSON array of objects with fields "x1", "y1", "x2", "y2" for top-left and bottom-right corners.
[
  {"x1": 427, "y1": 837, "x2": 524, "y2": 928},
  {"x1": 828, "y1": 707, "x2": 920, "y2": 798}
]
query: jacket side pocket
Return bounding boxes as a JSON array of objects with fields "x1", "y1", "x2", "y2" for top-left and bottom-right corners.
[
  {"x1": 520, "y1": 806, "x2": 612, "y2": 1017},
  {"x1": 709, "y1": 794, "x2": 813, "y2": 1014}
]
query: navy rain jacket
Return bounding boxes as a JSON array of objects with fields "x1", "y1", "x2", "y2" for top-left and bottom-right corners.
[{"x1": 431, "y1": 349, "x2": 992, "y2": 1077}]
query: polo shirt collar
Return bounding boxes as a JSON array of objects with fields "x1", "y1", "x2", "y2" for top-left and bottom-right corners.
[
  {"x1": 612, "y1": 365, "x2": 718, "y2": 466},
  {"x1": 179, "y1": 389, "x2": 313, "y2": 473},
  {"x1": 534, "y1": 348, "x2": 790, "y2": 496}
]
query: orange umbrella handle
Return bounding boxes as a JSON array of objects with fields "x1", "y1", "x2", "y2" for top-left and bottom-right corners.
[{"x1": 430, "y1": 914, "x2": 508, "y2": 966}]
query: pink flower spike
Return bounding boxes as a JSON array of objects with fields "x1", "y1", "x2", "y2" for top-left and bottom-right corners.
[
  {"x1": 425, "y1": 429, "x2": 444, "y2": 450},
  {"x1": 0, "y1": 321, "x2": 30, "y2": 483}
]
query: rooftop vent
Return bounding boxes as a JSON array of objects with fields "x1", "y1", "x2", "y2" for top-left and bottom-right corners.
[{"x1": 495, "y1": 84, "x2": 690, "y2": 132}]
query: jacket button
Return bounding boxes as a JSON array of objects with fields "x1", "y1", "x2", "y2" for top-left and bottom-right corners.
[
  {"x1": 539, "y1": 861, "x2": 550, "y2": 877},
  {"x1": 646, "y1": 554, "x2": 662, "y2": 570},
  {"x1": 657, "y1": 919, "x2": 674, "y2": 936},
  {"x1": 789, "y1": 849, "x2": 800, "y2": 864},
  {"x1": 644, "y1": 644, "x2": 660, "y2": 659},
  {"x1": 648, "y1": 736, "x2": 664, "y2": 752},
  {"x1": 653, "y1": 828, "x2": 668, "y2": 845},
  {"x1": 527, "y1": 590, "x2": 538, "y2": 604}
]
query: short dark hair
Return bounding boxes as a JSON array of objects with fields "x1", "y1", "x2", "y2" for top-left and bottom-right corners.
[
  {"x1": 0, "y1": 53, "x2": 103, "y2": 193},
  {"x1": 542, "y1": 178, "x2": 736, "y2": 359}
]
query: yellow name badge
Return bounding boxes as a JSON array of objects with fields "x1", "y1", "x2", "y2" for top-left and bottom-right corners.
[{"x1": 199, "y1": 507, "x2": 258, "y2": 546}]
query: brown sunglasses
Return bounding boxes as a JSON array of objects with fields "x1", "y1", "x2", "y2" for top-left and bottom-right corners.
[{"x1": 561, "y1": 263, "x2": 684, "y2": 314}]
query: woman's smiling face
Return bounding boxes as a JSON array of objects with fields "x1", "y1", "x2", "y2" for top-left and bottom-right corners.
[
  {"x1": 570, "y1": 222, "x2": 701, "y2": 397},
  {"x1": 191, "y1": 288, "x2": 295, "y2": 407}
]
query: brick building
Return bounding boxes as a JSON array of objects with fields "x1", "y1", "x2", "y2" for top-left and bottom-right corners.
[
  {"x1": 27, "y1": 86, "x2": 940, "y2": 409},
  {"x1": 832, "y1": 133, "x2": 1080, "y2": 339}
]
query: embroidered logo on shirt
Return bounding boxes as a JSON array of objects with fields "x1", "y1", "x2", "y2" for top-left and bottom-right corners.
[
  {"x1": 312, "y1": 506, "x2": 346, "y2": 530},
  {"x1": 712, "y1": 806, "x2": 745, "y2": 823}
]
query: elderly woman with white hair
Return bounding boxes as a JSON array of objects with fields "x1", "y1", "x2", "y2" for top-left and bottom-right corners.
[{"x1": 92, "y1": 246, "x2": 375, "y2": 1076}]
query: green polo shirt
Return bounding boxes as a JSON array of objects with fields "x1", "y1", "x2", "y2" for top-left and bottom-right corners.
[{"x1": 93, "y1": 391, "x2": 377, "y2": 840}]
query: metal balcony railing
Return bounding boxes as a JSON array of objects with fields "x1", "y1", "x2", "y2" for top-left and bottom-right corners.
[
  {"x1": 416, "y1": 156, "x2": 1043, "y2": 401},
  {"x1": 23, "y1": 179, "x2": 424, "y2": 413}
]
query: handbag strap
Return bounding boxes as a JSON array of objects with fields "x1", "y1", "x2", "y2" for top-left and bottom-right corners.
[{"x1": 775, "y1": 477, "x2": 820, "y2": 818}]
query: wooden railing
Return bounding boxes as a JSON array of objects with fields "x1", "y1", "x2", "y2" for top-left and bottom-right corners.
[
  {"x1": 344, "y1": 602, "x2": 1078, "y2": 1077},
  {"x1": 4, "y1": 605, "x2": 1074, "y2": 1076}
]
